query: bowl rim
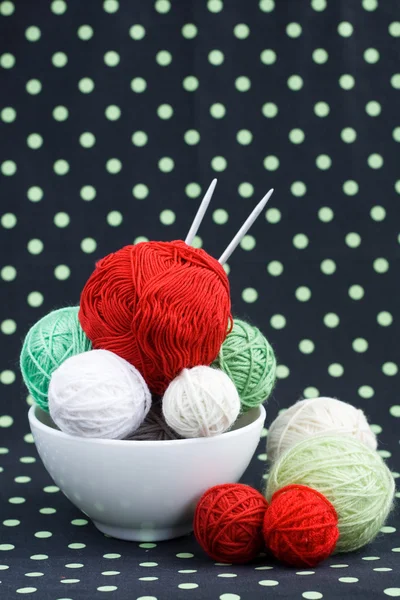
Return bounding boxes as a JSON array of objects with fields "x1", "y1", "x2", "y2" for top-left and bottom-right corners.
[{"x1": 28, "y1": 403, "x2": 266, "y2": 448}]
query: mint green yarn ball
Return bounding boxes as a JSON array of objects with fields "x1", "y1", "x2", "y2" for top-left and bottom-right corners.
[
  {"x1": 213, "y1": 318, "x2": 276, "y2": 412},
  {"x1": 265, "y1": 435, "x2": 395, "y2": 553},
  {"x1": 20, "y1": 306, "x2": 92, "y2": 412}
]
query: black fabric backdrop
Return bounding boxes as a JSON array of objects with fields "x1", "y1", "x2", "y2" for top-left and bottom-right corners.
[{"x1": 0, "y1": 0, "x2": 399, "y2": 598}]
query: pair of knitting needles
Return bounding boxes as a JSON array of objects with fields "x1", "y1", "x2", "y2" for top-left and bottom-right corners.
[{"x1": 185, "y1": 180, "x2": 274, "y2": 265}]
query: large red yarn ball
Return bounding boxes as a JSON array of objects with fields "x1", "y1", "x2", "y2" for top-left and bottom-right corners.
[
  {"x1": 263, "y1": 484, "x2": 339, "y2": 567},
  {"x1": 79, "y1": 240, "x2": 232, "y2": 395},
  {"x1": 194, "y1": 483, "x2": 269, "y2": 564}
]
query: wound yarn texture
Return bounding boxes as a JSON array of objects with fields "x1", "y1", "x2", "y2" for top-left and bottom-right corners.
[
  {"x1": 194, "y1": 483, "x2": 269, "y2": 563},
  {"x1": 162, "y1": 366, "x2": 240, "y2": 438},
  {"x1": 20, "y1": 306, "x2": 92, "y2": 412},
  {"x1": 126, "y1": 401, "x2": 180, "y2": 441},
  {"x1": 263, "y1": 484, "x2": 339, "y2": 567},
  {"x1": 265, "y1": 435, "x2": 395, "y2": 553},
  {"x1": 48, "y1": 349, "x2": 151, "y2": 439},
  {"x1": 79, "y1": 240, "x2": 232, "y2": 396},
  {"x1": 213, "y1": 318, "x2": 276, "y2": 412},
  {"x1": 267, "y1": 396, "x2": 377, "y2": 463}
]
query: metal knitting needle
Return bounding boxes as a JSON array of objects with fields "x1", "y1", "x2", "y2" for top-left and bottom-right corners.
[
  {"x1": 185, "y1": 178, "x2": 217, "y2": 246},
  {"x1": 218, "y1": 188, "x2": 274, "y2": 265}
]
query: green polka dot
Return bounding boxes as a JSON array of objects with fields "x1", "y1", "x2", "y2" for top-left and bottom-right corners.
[
  {"x1": 213, "y1": 209, "x2": 228, "y2": 224},
  {"x1": 314, "y1": 102, "x2": 331, "y2": 117},
  {"x1": 69, "y1": 543, "x2": 86, "y2": 549},
  {"x1": 316, "y1": 154, "x2": 332, "y2": 169},
  {"x1": 53, "y1": 105, "x2": 68, "y2": 121},
  {"x1": 34, "y1": 531, "x2": 52, "y2": 539},
  {"x1": 377, "y1": 311, "x2": 393, "y2": 326},
  {"x1": 156, "y1": 50, "x2": 172, "y2": 66},
  {"x1": 0, "y1": 371, "x2": 15, "y2": 385},
  {"x1": 1, "y1": 213, "x2": 17, "y2": 229},
  {"x1": 321, "y1": 259, "x2": 336, "y2": 274},
  {"x1": 105, "y1": 105, "x2": 121, "y2": 120},
  {"x1": 293, "y1": 234, "x2": 309, "y2": 249},
  {"x1": 339, "y1": 74, "x2": 355, "y2": 89},
  {"x1": 155, "y1": 0, "x2": 170, "y2": 12},
  {"x1": 353, "y1": 338, "x2": 368, "y2": 352},
  {"x1": 304, "y1": 387, "x2": 319, "y2": 399},
  {"x1": 384, "y1": 589, "x2": 400, "y2": 598},
  {"x1": 324, "y1": 313, "x2": 340, "y2": 328},
  {"x1": 106, "y1": 158, "x2": 122, "y2": 173},
  {"x1": 160, "y1": 209, "x2": 176, "y2": 225},
  {"x1": 9, "y1": 497, "x2": 25, "y2": 504},
  {"x1": 104, "y1": 50, "x2": 120, "y2": 67},
  {"x1": 53, "y1": 159, "x2": 69, "y2": 175},
  {"x1": 276, "y1": 365, "x2": 289, "y2": 379},
  {"x1": 286, "y1": 22, "x2": 302, "y2": 37},
  {"x1": 80, "y1": 185, "x2": 96, "y2": 201},
  {"x1": 54, "y1": 265, "x2": 70, "y2": 280},
  {"x1": 1, "y1": 106, "x2": 16, "y2": 122},
  {"x1": 183, "y1": 76, "x2": 199, "y2": 91},
  {"x1": 27, "y1": 239, "x2": 43, "y2": 255},
  {"x1": 343, "y1": 180, "x2": 358, "y2": 195},
  {"x1": 16, "y1": 588, "x2": 38, "y2": 594},
  {"x1": 1, "y1": 160, "x2": 17, "y2": 175},
  {"x1": 259, "y1": 0, "x2": 275, "y2": 11},
  {"x1": 26, "y1": 79, "x2": 42, "y2": 94},
  {"x1": 302, "y1": 593, "x2": 323, "y2": 600},
  {"x1": 208, "y1": 0, "x2": 223, "y2": 11},
  {"x1": 296, "y1": 286, "x2": 311, "y2": 301},
  {"x1": 265, "y1": 208, "x2": 281, "y2": 223},
  {"x1": 157, "y1": 104, "x2": 173, "y2": 119},
  {"x1": 71, "y1": 519, "x2": 88, "y2": 526},
  {"x1": 52, "y1": 51, "x2": 68, "y2": 67},
  {"x1": 358, "y1": 385, "x2": 374, "y2": 399},
  {"x1": 263, "y1": 155, "x2": 279, "y2": 170},
  {"x1": 1, "y1": 266, "x2": 17, "y2": 281},
  {"x1": 262, "y1": 102, "x2": 278, "y2": 118},
  {"x1": 393, "y1": 127, "x2": 400, "y2": 142},
  {"x1": 132, "y1": 131, "x2": 148, "y2": 146},
  {"x1": 364, "y1": 48, "x2": 380, "y2": 63},
  {"x1": 27, "y1": 292, "x2": 43, "y2": 307},
  {"x1": 54, "y1": 212, "x2": 70, "y2": 227},
  {"x1": 389, "y1": 22, "x2": 400, "y2": 36},
  {"x1": 186, "y1": 183, "x2": 201, "y2": 198},
  {"x1": 291, "y1": 181, "x2": 307, "y2": 196},
  {"x1": 27, "y1": 134, "x2": 43, "y2": 149},
  {"x1": 389, "y1": 405, "x2": 400, "y2": 417},
  {"x1": 130, "y1": 77, "x2": 146, "y2": 93},
  {"x1": 1, "y1": 319, "x2": 17, "y2": 335},
  {"x1": 370, "y1": 205, "x2": 386, "y2": 221},
  {"x1": 158, "y1": 157, "x2": 174, "y2": 172},
  {"x1": 0, "y1": 53, "x2": 16, "y2": 68},
  {"x1": 341, "y1": 127, "x2": 357, "y2": 142},
  {"x1": 382, "y1": 362, "x2": 398, "y2": 376},
  {"x1": 374, "y1": 257, "x2": 389, "y2": 273},
  {"x1": 107, "y1": 211, "x2": 123, "y2": 226},
  {"x1": 363, "y1": 0, "x2": 378, "y2": 9},
  {"x1": 348, "y1": 284, "x2": 364, "y2": 300},
  {"x1": 15, "y1": 476, "x2": 31, "y2": 483},
  {"x1": 0, "y1": 544, "x2": 14, "y2": 551},
  {"x1": 78, "y1": 77, "x2": 94, "y2": 93},
  {"x1": 240, "y1": 235, "x2": 256, "y2": 250},
  {"x1": 242, "y1": 288, "x2": 258, "y2": 303},
  {"x1": 318, "y1": 207, "x2": 334, "y2": 222},
  {"x1": 338, "y1": 21, "x2": 353, "y2": 36},
  {"x1": 345, "y1": 232, "x2": 361, "y2": 248},
  {"x1": 129, "y1": 24, "x2": 145, "y2": 39},
  {"x1": 132, "y1": 184, "x2": 149, "y2": 199},
  {"x1": 20, "y1": 456, "x2": 35, "y2": 464},
  {"x1": 299, "y1": 339, "x2": 315, "y2": 354},
  {"x1": 238, "y1": 182, "x2": 254, "y2": 197},
  {"x1": 181, "y1": 24, "x2": 197, "y2": 39},
  {"x1": 81, "y1": 238, "x2": 97, "y2": 254},
  {"x1": 77, "y1": 25, "x2": 93, "y2": 40},
  {"x1": 267, "y1": 260, "x2": 283, "y2": 276},
  {"x1": 235, "y1": 76, "x2": 251, "y2": 91},
  {"x1": 259, "y1": 580, "x2": 279, "y2": 587},
  {"x1": 260, "y1": 49, "x2": 276, "y2": 64},
  {"x1": 236, "y1": 129, "x2": 253, "y2": 145},
  {"x1": 270, "y1": 314, "x2": 286, "y2": 329},
  {"x1": 289, "y1": 128, "x2": 305, "y2": 144},
  {"x1": 3, "y1": 519, "x2": 20, "y2": 527},
  {"x1": 79, "y1": 132, "x2": 96, "y2": 148},
  {"x1": 210, "y1": 103, "x2": 226, "y2": 118},
  {"x1": 287, "y1": 75, "x2": 303, "y2": 90},
  {"x1": 311, "y1": 0, "x2": 326, "y2": 9},
  {"x1": 391, "y1": 74, "x2": 400, "y2": 89},
  {"x1": 328, "y1": 363, "x2": 344, "y2": 377},
  {"x1": 25, "y1": 26, "x2": 41, "y2": 42},
  {"x1": 368, "y1": 153, "x2": 384, "y2": 168},
  {"x1": 234, "y1": 23, "x2": 250, "y2": 39},
  {"x1": 210, "y1": 156, "x2": 226, "y2": 172},
  {"x1": 0, "y1": 415, "x2": 13, "y2": 426},
  {"x1": 208, "y1": 50, "x2": 224, "y2": 65},
  {"x1": 313, "y1": 48, "x2": 328, "y2": 64}
]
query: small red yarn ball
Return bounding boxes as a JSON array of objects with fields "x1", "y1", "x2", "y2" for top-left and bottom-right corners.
[
  {"x1": 79, "y1": 240, "x2": 232, "y2": 395},
  {"x1": 263, "y1": 484, "x2": 339, "y2": 567},
  {"x1": 194, "y1": 483, "x2": 269, "y2": 564}
]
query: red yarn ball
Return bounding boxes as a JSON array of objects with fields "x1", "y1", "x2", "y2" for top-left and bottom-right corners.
[
  {"x1": 79, "y1": 240, "x2": 232, "y2": 395},
  {"x1": 194, "y1": 483, "x2": 269, "y2": 564},
  {"x1": 263, "y1": 484, "x2": 339, "y2": 567}
]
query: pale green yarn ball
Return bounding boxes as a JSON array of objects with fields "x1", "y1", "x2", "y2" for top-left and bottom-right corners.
[
  {"x1": 20, "y1": 306, "x2": 92, "y2": 412},
  {"x1": 213, "y1": 318, "x2": 276, "y2": 412},
  {"x1": 265, "y1": 435, "x2": 395, "y2": 553}
]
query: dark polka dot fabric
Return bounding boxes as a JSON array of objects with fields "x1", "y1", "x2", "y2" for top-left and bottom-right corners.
[{"x1": 1, "y1": 0, "x2": 399, "y2": 598}]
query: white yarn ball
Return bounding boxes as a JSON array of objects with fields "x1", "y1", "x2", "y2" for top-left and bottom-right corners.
[
  {"x1": 48, "y1": 349, "x2": 151, "y2": 439},
  {"x1": 162, "y1": 366, "x2": 240, "y2": 438},
  {"x1": 267, "y1": 396, "x2": 377, "y2": 463}
]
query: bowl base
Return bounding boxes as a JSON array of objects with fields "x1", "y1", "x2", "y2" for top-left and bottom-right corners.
[{"x1": 93, "y1": 519, "x2": 194, "y2": 542}]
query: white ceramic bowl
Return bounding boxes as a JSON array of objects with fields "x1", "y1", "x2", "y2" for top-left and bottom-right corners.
[{"x1": 28, "y1": 404, "x2": 265, "y2": 542}]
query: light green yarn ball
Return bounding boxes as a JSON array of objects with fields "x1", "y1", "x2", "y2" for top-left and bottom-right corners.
[
  {"x1": 265, "y1": 435, "x2": 395, "y2": 553},
  {"x1": 213, "y1": 318, "x2": 276, "y2": 412},
  {"x1": 20, "y1": 306, "x2": 92, "y2": 412}
]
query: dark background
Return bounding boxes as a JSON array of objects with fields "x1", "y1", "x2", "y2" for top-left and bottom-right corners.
[{"x1": 0, "y1": 0, "x2": 399, "y2": 598}]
